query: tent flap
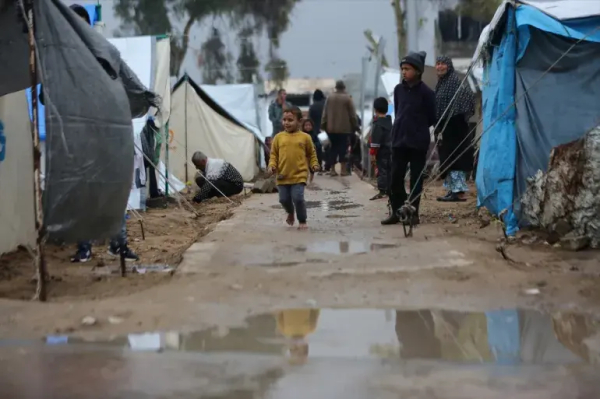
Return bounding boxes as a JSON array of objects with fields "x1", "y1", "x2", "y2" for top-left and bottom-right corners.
[{"x1": 475, "y1": 7, "x2": 519, "y2": 235}]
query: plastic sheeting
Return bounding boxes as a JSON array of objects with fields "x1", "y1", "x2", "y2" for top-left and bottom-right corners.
[
  {"x1": 514, "y1": 28, "x2": 600, "y2": 217},
  {"x1": 0, "y1": 0, "x2": 157, "y2": 242},
  {"x1": 0, "y1": 91, "x2": 35, "y2": 255},
  {"x1": 169, "y1": 79, "x2": 258, "y2": 182},
  {"x1": 475, "y1": 7, "x2": 519, "y2": 235},
  {"x1": 201, "y1": 83, "x2": 264, "y2": 142}
]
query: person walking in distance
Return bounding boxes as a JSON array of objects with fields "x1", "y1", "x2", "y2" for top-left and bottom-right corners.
[
  {"x1": 269, "y1": 107, "x2": 320, "y2": 230},
  {"x1": 434, "y1": 55, "x2": 475, "y2": 202},
  {"x1": 382, "y1": 51, "x2": 436, "y2": 226},
  {"x1": 369, "y1": 97, "x2": 393, "y2": 200},
  {"x1": 268, "y1": 89, "x2": 291, "y2": 137},
  {"x1": 309, "y1": 89, "x2": 326, "y2": 172},
  {"x1": 321, "y1": 80, "x2": 358, "y2": 176}
]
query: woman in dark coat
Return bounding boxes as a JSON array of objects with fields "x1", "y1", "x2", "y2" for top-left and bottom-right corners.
[{"x1": 434, "y1": 56, "x2": 475, "y2": 202}]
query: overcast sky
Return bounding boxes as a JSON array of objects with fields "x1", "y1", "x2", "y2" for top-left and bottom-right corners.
[{"x1": 71, "y1": 0, "x2": 415, "y2": 81}]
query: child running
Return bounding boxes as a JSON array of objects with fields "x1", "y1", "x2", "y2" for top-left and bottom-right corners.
[{"x1": 269, "y1": 106, "x2": 320, "y2": 230}]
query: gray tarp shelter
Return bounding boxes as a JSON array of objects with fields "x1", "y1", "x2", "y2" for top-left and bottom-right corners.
[
  {"x1": 473, "y1": 0, "x2": 600, "y2": 235},
  {"x1": 0, "y1": 0, "x2": 157, "y2": 242}
]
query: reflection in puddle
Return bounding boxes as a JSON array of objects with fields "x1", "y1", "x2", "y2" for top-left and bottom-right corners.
[
  {"x1": 296, "y1": 241, "x2": 398, "y2": 255},
  {"x1": 326, "y1": 214, "x2": 358, "y2": 219},
  {"x1": 271, "y1": 200, "x2": 363, "y2": 212},
  {"x1": 37, "y1": 309, "x2": 600, "y2": 365}
]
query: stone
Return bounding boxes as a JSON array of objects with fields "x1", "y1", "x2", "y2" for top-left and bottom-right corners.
[
  {"x1": 252, "y1": 177, "x2": 277, "y2": 194},
  {"x1": 108, "y1": 316, "x2": 124, "y2": 325},
  {"x1": 560, "y1": 233, "x2": 590, "y2": 251},
  {"x1": 81, "y1": 316, "x2": 97, "y2": 326},
  {"x1": 477, "y1": 207, "x2": 492, "y2": 228}
]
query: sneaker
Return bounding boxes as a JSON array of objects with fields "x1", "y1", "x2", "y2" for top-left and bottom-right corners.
[
  {"x1": 71, "y1": 249, "x2": 92, "y2": 263},
  {"x1": 437, "y1": 193, "x2": 467, "y2": 202},
  {"x1": 108, "y1": 246, "x2": 140, "y2": 262}
]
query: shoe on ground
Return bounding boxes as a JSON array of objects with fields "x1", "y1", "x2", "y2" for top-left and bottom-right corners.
[
  {"x1": 108, "y1": 246, "x2": 140, "y2": 262},
  {"x1": 381, "y1": 213, "x2": 400, "y2": 225},
  {"x1": 71, "y1": 249, "x2": 92, "y2": 263},
  {"x1": 329, "y1": 170, "x2": 338, "y2": 177},
  {"x1": 437, "y1": 192, "x2": 467, "y2": 202},
  {"x1": 370, "y1": 192, "x2": 387, "y2": 201}
]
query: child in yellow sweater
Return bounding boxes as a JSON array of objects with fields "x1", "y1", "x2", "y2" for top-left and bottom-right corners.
[{"x1": 268, "y1": 107, "x2": 320, "y2": 229}]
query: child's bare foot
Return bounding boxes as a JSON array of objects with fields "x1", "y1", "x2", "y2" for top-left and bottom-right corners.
[
  {"x1": 298, "y1": 223, "x2": 308, "y2": 230},
  {"x1": 286, "y1": 214, "x2": 295, "y2": 226}
]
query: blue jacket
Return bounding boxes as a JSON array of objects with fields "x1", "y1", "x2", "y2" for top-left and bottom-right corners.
[{"x1": 391, "y1": 80, "x2": 436, "y2": 151}]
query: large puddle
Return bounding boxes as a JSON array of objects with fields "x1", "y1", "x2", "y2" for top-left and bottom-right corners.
[
  {"x1": 271, "y1": 199, "x2": 363, "y2": 212},
  {"x1": 296, "y1": 241, "x2": 398, "y2": 255},
  {"x1": 36, "y1": 308, "x2": 599, "y2": 365}
]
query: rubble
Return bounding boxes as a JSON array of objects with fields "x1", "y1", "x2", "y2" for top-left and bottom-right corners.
[
  {"x1": 522, "y1": 126, "x2": 600, "y2": 249},
  {"x1": 251, "y1": 177, "x2": 278, "y2": 194}
]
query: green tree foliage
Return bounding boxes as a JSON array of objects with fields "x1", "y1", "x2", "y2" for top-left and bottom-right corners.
[
  {"x1": 264, "y1": 58, "x2": 289, "y2": 89},
  {"x1": 199, "y1": 28, "x2": 233, "y2": 84},
  {"x1": 236, "y1": 27, "x2": 260, "y2": 83},
  {"x1": 114, "y1": 0, "x2": 300, "y2": 77},
  {"x1": 456, "y1": 0, "x2": 502, "y2": 22}
]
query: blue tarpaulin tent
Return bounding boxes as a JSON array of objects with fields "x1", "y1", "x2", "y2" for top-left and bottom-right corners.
[
  {"x1": 26, "y1": 5, "x2": 99, "y2": 141},
  {"x1": 474, "y1": 0, "x2": 600, "y2": 235}
]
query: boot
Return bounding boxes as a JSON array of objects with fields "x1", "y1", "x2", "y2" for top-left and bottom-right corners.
[
  {"x1": 381, "y1": 212, "x2": 400, "y2": 225},
  {"x1": 340, "y1": 162, "x2": 350, "y2": 176}
]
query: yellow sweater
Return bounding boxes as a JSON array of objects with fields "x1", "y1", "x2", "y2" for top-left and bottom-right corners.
[
  {"x1": 276, "y1": 309, "x2": 320, "y2": 338},
  {"x1": 268, "y1": 131, "x2": 319, "y2": 185}
]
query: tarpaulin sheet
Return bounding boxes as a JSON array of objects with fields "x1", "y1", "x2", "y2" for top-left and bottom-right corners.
[
  {"x1": 0, "y1": 0, "x2": 157, "y2": 242},
  {"x1": 475, "y1": 7, "x2": 519, "y2": 236},
  {"x1": 514, "y1": 28, "x2": 600, "y2": 219},
  {"x1": 24, "y1": 5, "x2": 99, "y2": 141}
]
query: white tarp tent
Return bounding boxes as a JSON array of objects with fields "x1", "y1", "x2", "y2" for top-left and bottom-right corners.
[
  {"x1": 201, "y1": 83, "x2": 265, "y2": 143},
  {"x1": 169, "y1": 76, "x2": 260, "y2": 183},
  {"x1": 0, "y1": 91, "x2": 35, "y2": 255}
]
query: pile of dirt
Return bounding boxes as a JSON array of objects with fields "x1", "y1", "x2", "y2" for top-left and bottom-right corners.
[{"x1": 0, "y1": 194, "x2": 246, "y2": 302}]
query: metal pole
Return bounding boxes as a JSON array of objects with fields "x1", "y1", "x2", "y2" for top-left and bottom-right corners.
[
  {"x1": 24, "y1": 0, "x2": 47, "y2": 301},
  {"x1": 359, "y1": 56, "x2": 367, "y2": 180},
  {"x1": 165, "y1": 122, "x2": 170, "y2": 197},
  {"x1": 184, "y1": 74, "x2": 188, "y2": 184}
]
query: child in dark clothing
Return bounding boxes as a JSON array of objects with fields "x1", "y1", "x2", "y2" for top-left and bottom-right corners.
[
  {"x1": 369, "y1": 97, "x2": 393, "y2": 200},
  {"x1": 302, "y1": 118, "x2": 321, "y2": 182},
  {"x1": 381, "y1": 51, "x2": 436, "y2": 226}
]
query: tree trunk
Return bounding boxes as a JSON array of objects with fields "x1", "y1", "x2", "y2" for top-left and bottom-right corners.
[
  {"x1": 392, "y1": 0, "x2": 407, "y2": 65},
  {"x1": 171, "y1": 17, "x2": 196, "y2": 77}
]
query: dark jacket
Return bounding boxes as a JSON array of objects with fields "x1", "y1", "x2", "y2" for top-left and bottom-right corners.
[
  {"x1": 370, "y1": 115, "x2": 392, "y2": 154},
  {"x1": 391, "y1": 80, "x2": 436, "y2": 151},
  {"x1": 308, "y1": 100, "x2": 325, "y2": 133}
]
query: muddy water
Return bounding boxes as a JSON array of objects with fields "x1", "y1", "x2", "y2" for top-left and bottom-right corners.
[{"x1": 1, "y1": 308, "x2": 599, "y2": 398}]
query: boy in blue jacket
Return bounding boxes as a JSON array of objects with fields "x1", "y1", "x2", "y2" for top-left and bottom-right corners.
[{"x1": 382, "y1": 51, "x2": 436, "y2": 226}]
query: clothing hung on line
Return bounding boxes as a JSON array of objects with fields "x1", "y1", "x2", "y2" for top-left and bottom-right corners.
[{"x1": 194, "y1": 158, "x2": 244, "y2": 203}]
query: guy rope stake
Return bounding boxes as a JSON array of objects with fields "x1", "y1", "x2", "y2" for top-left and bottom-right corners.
[{"x1": 20, "y1": 0, "x2": 47, "y2": 301}]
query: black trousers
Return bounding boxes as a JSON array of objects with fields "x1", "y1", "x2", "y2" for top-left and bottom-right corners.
[
  {"x1": 328, "y1": 133, "x2": 349, "y2": 166},
  {"x1": 389, "y1": 147, "x2": 428, "y2": 214},
  {"x1": 144, "y1": 158, "x2": 160, "y2": 198},
  {"x1": 376, "y1": 150, "x2": 391, "y2": 193}
]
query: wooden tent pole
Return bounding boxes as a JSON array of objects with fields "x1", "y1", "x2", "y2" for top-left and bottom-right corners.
[{"x1": 25, "y1": 0, "x2": 47, "y2": 301}]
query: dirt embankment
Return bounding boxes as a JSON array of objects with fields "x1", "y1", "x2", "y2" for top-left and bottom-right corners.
[{"x1": 0, "y1": 195, "x2": 246, "y2": 302}]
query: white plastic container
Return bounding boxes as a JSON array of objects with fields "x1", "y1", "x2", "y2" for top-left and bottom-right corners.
[{"x1": 318, "y1": 132, "x2": 330, "y2": 147}]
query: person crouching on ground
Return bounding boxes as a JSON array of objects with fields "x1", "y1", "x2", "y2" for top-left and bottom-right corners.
[
  {"x1": 191, "y1": 152, "x2": 244, "y2": 203},
  {"x1": 302, "y1": 118, "x2": 320, "y2": 184},
  {"x1": 369, "y1": 97, "x2": 393, "y2": 200},
  {"x1": 268, "y1": 106, "x2": 320, "y2": 230},
  {"x1": 382, "y1": 51, "x2": 436, "y2": 226}
]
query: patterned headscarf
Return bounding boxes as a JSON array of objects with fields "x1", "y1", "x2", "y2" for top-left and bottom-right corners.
[{"x1": 435, "y1": 55, "x2": 475, "y2": 121}]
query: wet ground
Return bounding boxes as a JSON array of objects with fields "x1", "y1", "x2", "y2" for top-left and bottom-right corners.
[
  {"x1": 2, "y1": 307, "x2": 600, "y2": 398},
  {"x1": 1, "y1": 174, "x2": 600, "y2": 397}
]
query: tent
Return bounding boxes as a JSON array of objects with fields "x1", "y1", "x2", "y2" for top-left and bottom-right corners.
[
  {"x1": 169, "y1": 76, "x2": 261, "y2": 183},
  {"x1": 0, "y1": 0, "x2": 157, "y2": 246},
  {"x1": 473, "y1": 0, "x2": 600, "y2": 236}
]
